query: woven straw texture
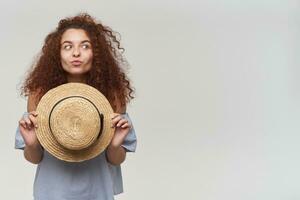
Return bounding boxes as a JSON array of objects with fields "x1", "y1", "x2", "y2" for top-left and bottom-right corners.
[{"x1": 36, "y1": 83, "x2": 114, "y2": 162}]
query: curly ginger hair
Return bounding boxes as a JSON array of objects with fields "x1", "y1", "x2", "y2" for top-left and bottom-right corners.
[{"x1": 20, "y1": 13, "x2": 134, "y2": 112}]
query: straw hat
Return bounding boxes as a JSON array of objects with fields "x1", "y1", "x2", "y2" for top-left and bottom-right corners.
[{"x1": 35, "y1": 82, "x2": 115, "y2": 162}]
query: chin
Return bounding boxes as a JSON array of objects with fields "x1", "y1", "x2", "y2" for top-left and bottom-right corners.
[
  {"x1": 67, "y1": 67, "x2": 89, "y2": 74},
  {"x1": 62, "y1": 64, "x2": 92, "y2": 75}
]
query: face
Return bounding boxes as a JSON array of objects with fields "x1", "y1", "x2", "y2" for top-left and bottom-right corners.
[{"x1": 60, "y1": 28, "x2": 93, "y2": 80}]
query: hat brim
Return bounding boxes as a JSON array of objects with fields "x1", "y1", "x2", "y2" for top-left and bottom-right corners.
[{"x1": 36, "y1": 83, "x2": 115, "y2": 162}]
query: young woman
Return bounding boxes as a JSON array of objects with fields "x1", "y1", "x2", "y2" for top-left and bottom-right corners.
[{"x1": 15, "y1": 13, "x2": 137, "y2": 200}]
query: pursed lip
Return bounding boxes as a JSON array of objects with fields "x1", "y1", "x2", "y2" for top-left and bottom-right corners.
[{"x1": 70, "y1": 60, "x2": 83, "y2": 66}]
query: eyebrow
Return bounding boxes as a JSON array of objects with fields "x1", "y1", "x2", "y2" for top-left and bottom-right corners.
[{"x1": 61, "y1": 40, "x2": 91, "y2": 45}]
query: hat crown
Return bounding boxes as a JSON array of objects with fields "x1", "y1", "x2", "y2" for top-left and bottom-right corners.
[
  {"x1": 50, "y1": 96, "x2": 101, "y2": 150},
  {"x1": 36, "y1": 82, "x2": 114, "y2": 162}
]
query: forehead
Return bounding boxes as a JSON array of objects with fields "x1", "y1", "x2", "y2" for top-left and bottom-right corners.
[{"x1": 61, "y1": 28, "x2": 91, "y2": 43}]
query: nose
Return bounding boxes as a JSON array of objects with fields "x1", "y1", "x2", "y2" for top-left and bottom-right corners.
[{"x1": 72, "y1": 47, "x2": 80, "y2": 57}]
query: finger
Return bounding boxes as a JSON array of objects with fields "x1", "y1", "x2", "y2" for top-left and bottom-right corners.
[
  {"x1": 24, "y1": 117, "x2": 33, "y2": 128},
  {"x1": 19, "y1": 120, "x2": 27, "y2": 129},
  {"x1": 28, "y1": 114, "x2": 38, "y2": 128},
  {"x1": 110, "y1": 113, "x2": 120, "y2": 120},
  {"x1": 30, "y1": 111, "x2": 38, "y2": 116},
  {"x1": 111, "y1": 115, "x2": 123, "y2": 127},
  {"x1": 19, "y1": 119, "x2": 28, "y2": 129},
  {"x1": 116, "y1": 119, "x2": 128, "y2": 127},
  {"x1": 121, "y1": 122, "x2": 131, "y2": 129}
]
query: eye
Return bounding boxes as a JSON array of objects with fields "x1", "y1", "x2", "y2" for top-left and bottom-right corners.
[
  {"x1": 82, "y1": 44, "x2": 90, "y2": 49},
  {"x1": 63, "y1": 45, "x2": 72, "y2": 50}
]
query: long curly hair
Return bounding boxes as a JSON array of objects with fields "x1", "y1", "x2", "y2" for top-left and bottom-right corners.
[{"x1": 20, "y1": 13, "x2": 134, "y2": 112}]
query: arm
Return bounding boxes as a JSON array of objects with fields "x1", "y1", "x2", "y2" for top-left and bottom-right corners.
[
  {"x1": 106, "y1": 145, "x2": 126, "y2": 166},
  {"x1": 106, "y1": 106, "x2": 131, "y2": 165},
  {"x1": 20, "y1": 92, "x2": 44, "y2": 164},
  {"x1": 24, "y1": 142, "x2": 44, "y2": 164}
]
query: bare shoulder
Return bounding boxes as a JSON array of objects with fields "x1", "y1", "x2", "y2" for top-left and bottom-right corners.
[
  {"x1": 119, "y1": 105, "x2": 127, "y2": 114},
  {"x1": 27, "y1": 90, "x2": 41, "y2": 112},
  {"x1": 114, "y1": 101, "x2": 127, "y2": 114},
  {"x1": 113, "y1": 92, "x2": 127, "y2": 114}
]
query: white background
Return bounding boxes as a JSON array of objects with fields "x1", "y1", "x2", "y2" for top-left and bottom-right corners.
[{"x1": 1, "y1": 0, "x2": 299, "y2": 199}]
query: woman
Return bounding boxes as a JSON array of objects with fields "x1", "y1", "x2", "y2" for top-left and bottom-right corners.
[{"x1": 15, "y1": 13, "x2": 137, "y2": 200}]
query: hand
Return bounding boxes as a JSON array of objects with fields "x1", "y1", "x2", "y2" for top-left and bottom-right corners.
[
  {"x1": 109, "y1": 113, "x2": 131, "y2": 148},
  {"x1": 18, "y1": 111, "x2": 40, "y2": 148}
]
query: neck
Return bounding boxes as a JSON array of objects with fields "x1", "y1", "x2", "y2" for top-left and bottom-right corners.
[{"x1": 67, "y1": 74, "x2": 87, "y2": 83}]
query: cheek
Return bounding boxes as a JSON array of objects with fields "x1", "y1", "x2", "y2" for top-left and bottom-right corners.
[
  {"x1": 60, "y1": 51, "x2": 68, "y2": 63},
  {"x1": 86, "y1": 52, "x2": 93, "y2": 63}
]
